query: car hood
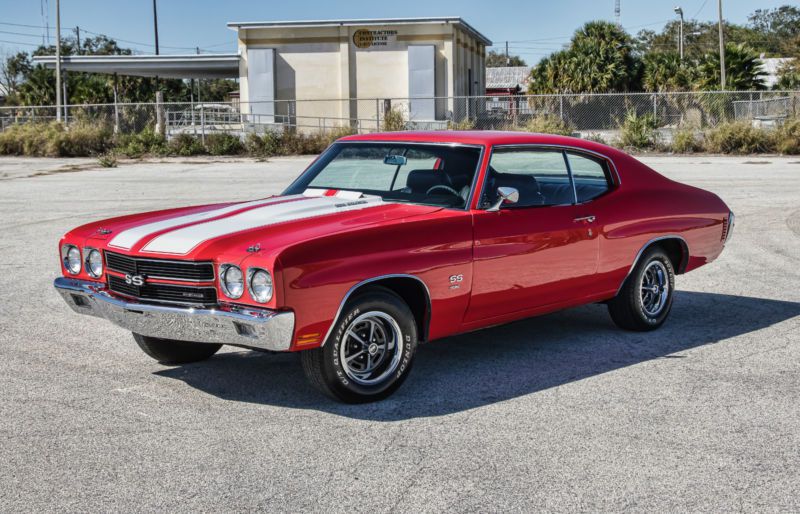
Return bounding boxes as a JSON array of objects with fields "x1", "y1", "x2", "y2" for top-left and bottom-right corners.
[{"x1": 75, "y1": 193, "x2": 442, "y2": 260}]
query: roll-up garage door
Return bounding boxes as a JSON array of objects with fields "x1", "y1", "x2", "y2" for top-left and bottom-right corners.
[
  {"x1": 247, "y1": 48, "x2": 276, "y2": 123},
  {"x1": 408, "y1": 45, "x2": 436, "y2": 121}
]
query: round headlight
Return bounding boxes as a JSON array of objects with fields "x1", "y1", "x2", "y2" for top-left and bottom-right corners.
[
  {"x1": 220, "y1": 265, "x2": 244, "y2": 299},
  {"x1": 248, "y1": 268, "x2": 273, "y2": 303},
  {"x1": 86, "y1": 249, "x2": 103, "y2": 278},
  {"x1": 63, "y1": 245, "x2": 81, "y2": 275}
]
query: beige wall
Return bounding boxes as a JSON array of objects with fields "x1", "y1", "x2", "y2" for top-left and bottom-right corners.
[{"x1": 236, "y1": 22, "x2": 487, "y2": 125}]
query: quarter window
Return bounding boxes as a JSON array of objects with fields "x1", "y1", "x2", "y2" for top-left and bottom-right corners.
[
  {"x1": 566, "y1": 152, "x2": 612, "y2": 203},
  {"x1": 485, "y1": 149, "x2": 574, "y2": 207}
]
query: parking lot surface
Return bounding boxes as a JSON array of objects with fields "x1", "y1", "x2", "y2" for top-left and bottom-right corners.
[{"x1": 1, "y1": 154, "x2": 799, "y2": 512}]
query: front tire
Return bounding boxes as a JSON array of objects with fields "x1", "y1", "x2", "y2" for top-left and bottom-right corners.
[
  {"x1": 301, "y1": 288, "x2": 418, "y2": 403},
  {"x1": 132, "y1": 333, "x2": 222, "y2": 364},
  {"x1": 608, "y1": 247, "x2": 675, "y2": 331}
]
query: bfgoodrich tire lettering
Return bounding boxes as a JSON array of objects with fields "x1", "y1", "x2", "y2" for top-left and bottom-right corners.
[
  {"x1": 608, "y1": 247, "x2": 676, "y2": 331},
  {"x1": 301, "y1": 288, "x2": 418, "y2": 403}
]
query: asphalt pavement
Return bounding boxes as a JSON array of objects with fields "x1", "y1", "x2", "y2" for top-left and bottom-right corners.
[{"x1": 1, "y1": 154, "x2": 798, "y2": 512}]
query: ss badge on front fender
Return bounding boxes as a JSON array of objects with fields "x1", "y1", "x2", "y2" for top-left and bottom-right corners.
[{"x1": 449, "y1": 274, "x2": 464, "y2": 289}]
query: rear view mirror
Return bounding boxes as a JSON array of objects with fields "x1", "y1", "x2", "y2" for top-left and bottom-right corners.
[
  {"x1": 384, "y1": 155, "x2": 407, "y2": 166},
  {"x1": 487, "y1": 187, "x2": 519, "y2": 212}
]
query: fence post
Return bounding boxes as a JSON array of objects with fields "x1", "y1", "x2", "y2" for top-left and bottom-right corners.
[
  {"x1": 653, "y1": 94, "x2": 658, "y2": 123},
  {"x1": 559, "y1": 95, "x2": 564, "y2": 120},
  {"x1": 155, "y1": 91, "x2": 165, "y2": 136},
  {"x1": 200, "y1": 106, "x2": 206, "y2": 144},
  {"x1": 376, "y1": 98, "x2": 380, "y2": 132}
]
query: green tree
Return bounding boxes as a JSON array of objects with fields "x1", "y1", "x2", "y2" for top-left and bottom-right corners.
[
  {"x1": 529, "y1": 21, "x2": 641, "y2": 94},
  {"x1": 696, "y1": 43, "x2": 766, "y2": 91},
  {"x1": 748, "y1": 6, "x2": 800, "y2": 56},
  {"x1": 486, "y1": 50, "x2": 527, "y2": 67},
  {"x1": 642, "y1": 52, "x2": 696, "y2": 92}
]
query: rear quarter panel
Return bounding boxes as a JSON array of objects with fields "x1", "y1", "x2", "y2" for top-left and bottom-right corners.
[{"x1": 591, "y1": 153, "x2": 729, "y2": 295}]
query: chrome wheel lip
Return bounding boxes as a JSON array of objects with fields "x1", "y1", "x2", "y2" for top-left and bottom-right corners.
[
  {"x1": 639, "y1": 260, "x2": 670, "y2": 317},
  {"x1": 339, "y1": 311, "x2": 403, "y2": 386}
]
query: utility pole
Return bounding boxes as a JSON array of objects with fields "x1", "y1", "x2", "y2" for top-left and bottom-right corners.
[
  {"x1": 505, "y1": 41, "x2": 509, "y2": 66},
  {"x1": 718, "y1": 0, "x2": 726, "y2": 89},
  {"x1": 55, "y1": 0, "x2": 62, "y2": 121},
  {"x1": 75, "y1": 26, "x2": 80, "y2": 54},
  {"x1": 674, "y1": 7, "x2": 684, "y2": 61},
  {"x1": 152, "y1": 0, "x2": 160, "y2": 55}
]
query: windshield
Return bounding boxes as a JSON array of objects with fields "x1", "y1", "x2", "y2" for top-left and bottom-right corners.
[{"x1": 283, "y1": 142, "x2": 483, "y2": 209}]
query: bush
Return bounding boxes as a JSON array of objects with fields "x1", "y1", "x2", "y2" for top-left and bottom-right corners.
[
  {"x1": 775, "y1": 118, "x2": 800, "y2": 155},
  {"x1": 583, "y1": 133, "x2": 607, "y2": 145},
  {"x1": 115, "y1": 128, "x2": 167, "y2": 158},
  {"x1": 618, "y1": 110, "x2": 657, "y2": 149},
  {"x1": 245, "y1": 126, "x2": 354, "y2": 158},
  {"x1": 168, "y1": 133, "x2": 206, "y2": 156},
  {"x1": 671, "y1": 128, "x2": 703, "y2": 153},
  {"x1": 0, "y1": 122, "x2": 111, "y2": 157},
  {"x1": 524, "y1": 115, "x2": 573, "y2": 136},
  {"x1": 97, "y1": 154, "x2": 118, "y2": 168},
  {"x1": 448, "y1": 118, "x2": 476, "y2": 130},
  {"x1": 381, "y1": 107, "x2": 406, "y2": 132},
  {"x1": 704, "y1": 122, "x2": 774, "y2": 154},
  {"x1": 205, "y1": 133, "x2": 244, "y2": 156}
]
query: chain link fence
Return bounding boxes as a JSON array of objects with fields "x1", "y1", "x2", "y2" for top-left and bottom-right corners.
[{"x1": 2, "y1": 90, "x2": 798, "y2": 142}]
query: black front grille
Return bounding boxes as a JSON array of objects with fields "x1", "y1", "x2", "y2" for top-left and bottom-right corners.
[
  {"x1": 105, "y1": 251, "x2": 214, "y2": 281},
  {"x1": 108, "y1": 275, "x2": 217, "y2": 306}
]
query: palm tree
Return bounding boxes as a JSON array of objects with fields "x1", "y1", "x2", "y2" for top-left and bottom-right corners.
[
  {"x1": 696, "y1": 43, "x2": 766, "y2": 91},
  {"x1": 642, "y1": 52, "x2": 696, "y2": 92}
]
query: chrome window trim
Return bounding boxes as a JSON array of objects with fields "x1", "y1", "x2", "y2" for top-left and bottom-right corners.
[
  {"x1": 282, "y1": 140, "x2": 486, "y2": 212},
  {"x1": 247, "y1": 267, "x2": 274, "y2": 304},
  {"x1": 561, "y1": 150, "x2": 579, "y2": 205},
  {"x1": 615, "y1": 235, "x2": 689, "y2": 295},
  {"x1": 320, "y1": 273, "x2": 432, "y2": 346},
  {"x1": 477, "y1": 143, "x2": 621, "y2": 210}
]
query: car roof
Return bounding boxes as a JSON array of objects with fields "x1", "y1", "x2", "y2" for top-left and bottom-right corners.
[{"x1": 339, "y1": 130, "x2": 618, "y2": 153}]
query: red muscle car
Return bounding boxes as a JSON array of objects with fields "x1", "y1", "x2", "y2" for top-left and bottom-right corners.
[{"x1": 55, "y1": 131, "x2": 734, "y2": 402}]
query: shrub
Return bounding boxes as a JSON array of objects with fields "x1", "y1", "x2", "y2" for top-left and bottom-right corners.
[
  {"x1": 775, "y1": 118, "x2": 800, "y2": 155},
  {"x1": 704, "y1": 122, "x2": 774, "y2": 154},
  {"x1": 115, "y1": 128, "x2": 167, "y2": 158},
  {"x1": 583, "y1": 133, "x2": 607, "y2": 145},
  {"x1": 381, "y1": 107, "x2": 406, "y2": 132},
  {"x1": 168, "y1": 133, "x2": 206, "y2": 156},
  {"x1": 524, "y1": 115, "x2": 572, "y2": 136},
  {"x1": 205, "y1": 133, "x2": 243, "y2": 156},
  {"x1": 448, "y1": 118, "x2": 476, "y2": 130},
  {"x1": 97, "y1": 154, "x2": 118, "y2": 168},
  {"x1": 618, "y1": 110, "x2": 657, "y2": 149},
  {"x1": 0, "y1": 122, "x2": 110, "y2": 157},
  {"x1": 671, "y1": 128, "x2": 703, "y2": 153}
]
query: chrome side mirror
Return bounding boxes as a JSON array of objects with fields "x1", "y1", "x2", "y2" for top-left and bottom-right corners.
[{"x1": 487, "y1": 187, "x2": 519, "y2": 212}]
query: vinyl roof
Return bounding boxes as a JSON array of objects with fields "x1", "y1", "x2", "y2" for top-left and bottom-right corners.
[{"x1": 227, "y1": 17, "x2": 492, "y2": 46}]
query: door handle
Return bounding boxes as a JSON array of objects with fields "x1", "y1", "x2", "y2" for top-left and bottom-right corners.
[{"x1": 573, "y1": 215, "x2": 596, "y2": 223}]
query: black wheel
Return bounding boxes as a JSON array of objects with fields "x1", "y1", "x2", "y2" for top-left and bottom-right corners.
[
  {"x1": 300, "y1": 288, "x2": 418, "y2": 403},
  {"x1": 608, "y1": 247, "x2": 675, "y2": 331},
  {"x1": 132, "y1": 333, "x2": 222, "y2": 364}
]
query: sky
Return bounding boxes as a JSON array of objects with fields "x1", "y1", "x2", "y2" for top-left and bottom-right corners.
[{"x1": 0, "y1": 0, "x2": 792, "y2": 64}]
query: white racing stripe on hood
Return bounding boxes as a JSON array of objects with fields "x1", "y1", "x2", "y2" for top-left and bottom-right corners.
[
  {"x1": 141, "y1": 195, "x2": 384, "y2": 255},
  {"x1": 108, "y1": 196, "x2": 293, "y2": 250}
]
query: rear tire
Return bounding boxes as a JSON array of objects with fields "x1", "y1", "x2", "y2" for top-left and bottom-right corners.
[
  {"x1": 608, "y1": 247, "x2": 675, "y2": 331},
  {"x1": 132, "y1": 333, "x2": 222, "y2": 364},
  {"x1": 301, "y1": 288, "x2": 418, "y2": 403}
]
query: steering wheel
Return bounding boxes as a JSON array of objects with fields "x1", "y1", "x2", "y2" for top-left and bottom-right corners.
[{"x1": 426, "y1": 185, "x2": 460, "y2": 196}]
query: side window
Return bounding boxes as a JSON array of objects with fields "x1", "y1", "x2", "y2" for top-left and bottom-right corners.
[
  {"x1": 486, "y1": 149, "x2": 574, "y2": 207},
  {"x1": 566, "y1": 152, "x2": 612, "y2": 203}
]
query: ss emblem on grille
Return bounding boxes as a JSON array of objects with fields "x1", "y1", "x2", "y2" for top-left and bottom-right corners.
[{"x1": 124, "y1": 274, "x2": 146, "y2": 286}]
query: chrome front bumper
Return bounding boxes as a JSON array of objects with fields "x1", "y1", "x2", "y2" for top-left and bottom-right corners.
[{"x1": 54, "y1": 277, "x2": 295, "y2": 351}]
